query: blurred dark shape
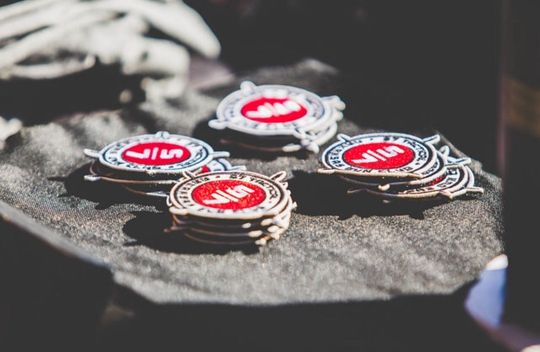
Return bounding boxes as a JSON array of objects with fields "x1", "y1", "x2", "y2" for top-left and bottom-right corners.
[
  {"x1": 502, "y1": 0, "x2": 540, "y2": 332},
  {"x1": 188, "y1": 0, "x2": 501, "y2": 173},
  {"x1": 0, "y1": 62, "x2": 144, "y2": 123}
]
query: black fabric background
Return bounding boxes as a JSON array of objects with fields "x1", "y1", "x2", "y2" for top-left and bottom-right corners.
[
  {"x1": 0, "y1": 60, "x2": 504, "y2": 350},
  {"x1": 0, "y1": 59, "x2": 503, "y2": 302}
]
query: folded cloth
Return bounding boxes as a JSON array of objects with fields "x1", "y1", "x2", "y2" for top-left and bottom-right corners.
[
  {"x1": 0, "y1": 0, "x2": 220, "y2": 106},
  {"x1": 0, "y1": 59, "x2": 503, "y2": 305}
]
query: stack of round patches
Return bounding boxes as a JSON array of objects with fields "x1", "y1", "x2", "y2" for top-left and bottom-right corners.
[
  {"x1": 318, "y1": 133, "x2": 484, "y2": 201},
  {"x1": 83, "y1": 131, "x2": 244, "y2": 198},
  {"x1": 166, "y1": 170, "x2": 296, "y2": 246},
  {"x1": 208, "y1": 81, "x2": 345, "y2": 153}
]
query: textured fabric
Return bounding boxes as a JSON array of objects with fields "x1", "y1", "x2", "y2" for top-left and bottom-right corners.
[{"x1": 0, "y1": 59, "x2": 503, "y2": 305}]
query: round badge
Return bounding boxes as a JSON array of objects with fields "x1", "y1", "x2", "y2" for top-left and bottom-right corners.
[
  {"x1": 210, "y1": 81, "x2": 344, "y2": 137},
  {"x1": 340, "y1": 151, "x2": 443, "y2": 189},
  {"x1": 172, "y1": 196, "x2": 294, "y2": 230},
  {"x1": 97, "y1": 131, "x2": 223, "y2": 174},
  {"x1": 320, "y1": 133, "x2": 440, "y2": 178},
  {"x1": 169, "y1": 171, "x2": 289, "y2": 220},
  {"x1": 339, "y1": 146, "x2": 471, "y2": 191},
  {"x1": 353, "y1": 164, "x2": 483, "y2": 200}
]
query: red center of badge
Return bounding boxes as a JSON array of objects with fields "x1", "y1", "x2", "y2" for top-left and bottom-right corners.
[
  {"x1": 343, "y1": 142, "x2": 415, "y2": 169},
  {"x1": 121, "y1": 142, "x2": 191, "y2": 166},
  {"x1": 240, "y1": 97, "x2": 308, "y2": 123},
  {"x1": 191, "y1": 180, "x2": 266, "y2": 210}
]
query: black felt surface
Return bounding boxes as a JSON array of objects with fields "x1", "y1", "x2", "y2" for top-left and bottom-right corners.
[{"x1": 0, "y1": 60, "x2": 503, "y2": 305}]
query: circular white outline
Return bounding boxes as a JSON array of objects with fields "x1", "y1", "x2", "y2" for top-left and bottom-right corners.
[
  {"x1": 361, "y1": 166, "x2": 471, "y2": 199},
  {"x1": 340, "y1": 150, "x2": 448, "y2": 189},
  {"x1": 213, "y1": 83, "x2": 340, "y2": 137},
  {"x1": 169, "y1": 171, "x2": 289, "y2": 220},
  {"x1": 321, "y1": 133, "x2": 438, "y2": 178},
  {"x1": 172, "y1": 196, "x2": 294, "y2": 230},
  {"x1": 98, "y1": 133, "x2": 215, "y2": 174}
]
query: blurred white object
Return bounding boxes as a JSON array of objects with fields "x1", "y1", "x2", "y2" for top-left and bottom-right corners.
[
  {"x1": 0, "y1": 0, "x2": 221, "y2": 101},
  {"x1": 0, "y1": 116, "x2": 22, "y2": 150},
  {"x1": 466, "y1": 255, "x2": 540, "y2": 352}
]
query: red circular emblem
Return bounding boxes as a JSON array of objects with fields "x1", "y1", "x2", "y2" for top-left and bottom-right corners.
[
  {"x1": 191, "y1": 179, "x2": 266, "y2": 210},
  {"x1": 343, "y1": 142, "x2": 415, "y2": 169},
  {"x1": 121, "y1": 142, "x2": 191, "y2": 166},
  {"x1": 240, "y1": 97, "x2": 308, "y2": 123}
]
